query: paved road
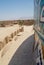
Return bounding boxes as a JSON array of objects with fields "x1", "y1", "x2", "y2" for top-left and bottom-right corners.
[{"x1": 8, "y1": 34, "x2": 36, "y2": 65}]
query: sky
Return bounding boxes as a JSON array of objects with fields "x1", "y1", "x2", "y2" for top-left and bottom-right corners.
[{"x1": 0, "y1": 0, "x2": 34, "y2": 20}]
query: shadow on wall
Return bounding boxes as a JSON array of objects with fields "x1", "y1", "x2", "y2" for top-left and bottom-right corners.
[{"x1": 8, "y1": 34, "x2": 36, "y2": 65}]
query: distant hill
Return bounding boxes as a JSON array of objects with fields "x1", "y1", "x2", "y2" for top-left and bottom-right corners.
[
  {"x1": 0, "y1": 19, "x2": 34, "y2": 27},
  {"x1": 23, "y1": 20, "x2": 34, "y2": 25}
]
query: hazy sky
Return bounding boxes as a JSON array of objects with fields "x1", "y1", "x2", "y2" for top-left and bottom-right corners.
[{"x1": 0, "y1": 0, "x2": 34, "y2": 20}]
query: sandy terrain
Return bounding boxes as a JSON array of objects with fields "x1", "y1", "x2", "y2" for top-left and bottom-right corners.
[
  {"x1": 0, "y1": 24, "x2": 19, "y2": 41},
  {"x1": 0, "y1": 24, "x2": 23, "y2": 51},
  {"x1": 0, "y1": 25, "x2": 34, "y2": 65}
]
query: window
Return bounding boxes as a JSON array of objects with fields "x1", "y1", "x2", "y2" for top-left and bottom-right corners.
[{"x1": 42, "y1": 10, "x2": 44, "y2": 17}]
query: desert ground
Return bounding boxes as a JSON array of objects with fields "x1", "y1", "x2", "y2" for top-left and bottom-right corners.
[
  {"x1": 0, "y1": 24, "x2": 20, "y2": 41},
  {"x1": 0, "y1": 24, "x2": 37, "y2": 65}
]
